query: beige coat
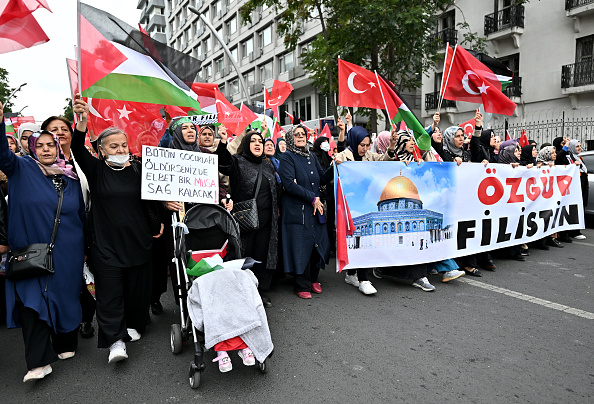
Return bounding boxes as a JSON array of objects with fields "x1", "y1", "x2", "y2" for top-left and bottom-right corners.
[{"x1": 334, "y1": 147, "x2": 394, "y2": 162}]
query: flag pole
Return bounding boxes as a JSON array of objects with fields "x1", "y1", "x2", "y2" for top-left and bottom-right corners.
[
  {"x1": 438, "y1": 43, "x2": 457, "y2": 113},
  {"x1": 76, "y1": 0, "x2": 83, "y2": 120},
  {"x1": 373, "y1": 71, "x2": 396, "y2": 130}
]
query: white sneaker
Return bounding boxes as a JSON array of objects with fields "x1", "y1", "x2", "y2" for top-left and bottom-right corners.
[
  {"x1": 58, "y1": 351, "x2": 75, "y2": 360},
  {"x1": 358, "y1": 281, "x2": 377, "y2": 295},
  {"x1": 345, "y1": 274, "x2": 360, "y2": 287},
  {"x1": 127, "y1": 328, "x2": 141, "y2": 342},
  {"x1": 442, "y1": 269, "x2": 465, "y2": 283},
  {"x1": 108, "y1": 340, "x2": 128, "y2": 363},
  {"x1": 574, "y1": 234, "x2": 586, "y2": 240}
]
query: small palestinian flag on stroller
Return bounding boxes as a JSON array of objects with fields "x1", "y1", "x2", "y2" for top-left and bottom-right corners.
[{"x1": 186, "y1": 240, "x2": 228, "y2": 277}]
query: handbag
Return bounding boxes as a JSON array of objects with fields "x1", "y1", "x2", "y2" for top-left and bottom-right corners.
[
  {"x1": 231, "y1": 164, "x2": 263, "y2": 233},
  {"x1": 6, "y1": 177, "x2": 65, "y2": 281}
]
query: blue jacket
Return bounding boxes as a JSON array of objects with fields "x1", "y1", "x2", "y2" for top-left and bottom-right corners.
[{"x1": 278, "y1": 151, "x2": 333, "y2": 275}]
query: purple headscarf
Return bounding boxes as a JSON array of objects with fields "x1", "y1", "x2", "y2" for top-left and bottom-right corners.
[{"x1": 28, "y1": 130, "x2": 79, "y2": 180}]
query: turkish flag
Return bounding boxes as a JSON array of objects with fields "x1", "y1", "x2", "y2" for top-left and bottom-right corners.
[
  {"x1": 285, "y1": 111, "x2": 294, "y2": 124},
  {"x1": 442, "y1": 45, "x2": 516, "y2": 115},
  {"x1": 87, "y1": 98, "x2": 165, "y2": 156},
  {"x1": 215, "y1": 89, "x2": 255, "y2": 136},
  {"x1": 0, "y1": 0, "x2": 51, "y2": 54},
  {"x1": 12, "y1": 116, "x2": 35, "y2": 129},
  {"x1": 265, "y1": 80, "x2": 293, "y2": 110},
  {"x1": 335, "y1": 177, "x2": 355, "y2": 273},
  {"x1": 519, "y1": 128, "x2": 529, "y2": 147},
  {"x1": 460, "y1": 118, "x2": 475, "y2": 139},
  {"x1": 320, "y1": 123, "x2": 331, "y2": 138},
  {"x1": 338, "y1": 59, "x2": 385, "y2": 109},
  {"x1": 191, "y1": 82, "x2": 219, "y2": 108}
]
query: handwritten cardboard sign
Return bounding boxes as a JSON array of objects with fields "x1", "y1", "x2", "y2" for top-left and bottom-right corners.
[{"x1": 141, "y1": 146, "x2": 219, "y2": 204}]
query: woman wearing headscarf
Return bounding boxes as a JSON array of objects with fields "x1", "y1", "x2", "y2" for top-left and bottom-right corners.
[
  {"x1": 70, "y1": 97, "x2": 165, "y2": 364},
  {"x1": 197, "y1": 124, "x2": 217, "y2": 152},
  {"x1": 441, "y1": 126, "x2": 471, "y2": 164},
  {"x1": 0, "y1": 102, "x2": 85, "y2": 382},
  {"x1": 0, "y1": 134, "x2": 21, "y2": 195},
  {"x1": 312, "y1": 136, "x2": 336, "y2": 257},
  {"x1": 334, "y1": 126, "x2": 395, "y2": 294},
  {"x1": 429, "y1": 127, "x2": 444, "y2": 162},
  {"x1": 567, "y1": 140, "x2": 588, "y2": 240},
  {"x1": 470, "y1": 128, "x2": 497, "y2": 164},
  {"x1": 520, "y1": 144, "x2": 537, "y2": 167},
  {"x1": 264, "y1": 138, "x2": 281, "y2": 184},
  {"x1": 393, "y1": 130, "x2": 438, "y2": 163},
  {"x1": 274, "y1": 137, "x2": 286, "y2": 160},
  {"x1": 17, "y1": 122, "x2": 40, "y2": 156},
  {"x1": 551, "y1": 137, "x2": 576, "y2": 244},
  {"x1": 372, "y1": 130, "x2": 391, "y2": 155},
  {"x1": 215, "y1": 128, "x2": 278, "y2": 308},
  {"x1": 497, "y1": 142, "x2": 521, "y2": 165},
  {"x1": 279, "y1": 124, "x2": 335, "y2": 298}
]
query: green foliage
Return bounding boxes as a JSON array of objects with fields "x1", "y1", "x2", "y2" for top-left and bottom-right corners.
[
  {"x1": 0, "y1": 68, "x2": 15, "y2": 112},
  {"x1": 63, "y1": 98, "x2": 74, "y2": 122},
  {"x1": 457, "y1": 22, "x2": 489, "y2": 55}
]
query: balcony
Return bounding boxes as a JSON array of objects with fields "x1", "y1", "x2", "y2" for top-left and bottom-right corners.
[
  {"x1": 562, "y1": 60, "x2": 594, "y2": 91},
  {"x1": 503, "y1": 76, "x2": 522, "y2": 100},
  {"x1": 566, "y1": 0, "x2": 594, "y2": 32},
  {"x1": 484, "y1": 5, "x2": 524, "y2": 51},
  {"x1": 429, "y1": 28, "x2": 457, "y2": 52},
  {"x1": 425, "y1": 91, "x2": 455, "y2": 111}
]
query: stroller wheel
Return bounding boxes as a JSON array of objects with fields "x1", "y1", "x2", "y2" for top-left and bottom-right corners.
[
  {"x1": 258, "y1": 359, "x2": 268, "y2": 373},
  {"x1": 171, "y1": 324, "x2": 183, "y2": 354},
  {"x1": 189, "y1": 364, "x2": 201, "y2": 389}
]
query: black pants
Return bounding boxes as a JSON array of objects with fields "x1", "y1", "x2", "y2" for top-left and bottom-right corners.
[
  {"x1": 242, "y1": 222, "x2": 273, "y2": 292},
  {"x1": 347, "y1": 268, "x2": 368, "y2": 282},
  {"x1": 382, "y1": 264, "x2": 427, "y2": 280},
  {"x1": 80, "y1": 285, "x2": 96, "y2": 323},
  {"x1": 94, "y1": 260, "x2": 152, "y2": 348},
  {"x1": 15, "y1": 298, "x2": 78, "y2": 370},
  {"x1": 294, "y1": 251, "x2": 322, "y2": 292},
  {"x1": 457, "y1": 252, "x2": 492, "y2": 269},
  {"x1": 151, "y1": 225, "x2": 170, "y2": 304}
]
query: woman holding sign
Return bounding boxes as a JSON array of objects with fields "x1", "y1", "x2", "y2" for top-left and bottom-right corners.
[
  {"x1": 70, "y1": 96, "x2": 165, "y2": 365},
  {"x1": 215, "y1": 127, "x2": 278, "y2": 308}
]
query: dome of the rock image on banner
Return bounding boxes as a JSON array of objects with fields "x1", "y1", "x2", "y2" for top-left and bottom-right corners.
[{"x1": 347, "y1": 174, "x2": 453, "y2": 250}]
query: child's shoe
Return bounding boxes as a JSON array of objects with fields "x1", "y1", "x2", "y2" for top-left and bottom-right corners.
[
  {"x1": 238, "y1": 348, "x2": 256, "y2": 366},
  {"x1": 213, "y1": 351, "x2": 232, "y2": 372}
]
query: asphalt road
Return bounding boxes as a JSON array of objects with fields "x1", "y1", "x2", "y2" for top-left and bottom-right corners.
[{"x1": 1, "y1": 228, "x2": 593, "y2": 404}]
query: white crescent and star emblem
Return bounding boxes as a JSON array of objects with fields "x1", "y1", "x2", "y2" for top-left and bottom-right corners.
[
  {"x1": 88, "y1": 98, "x2": 106, "y2": 120},
  {"x1": 462, "y1": 70, "x2": 489, "y2": 95},
  {"x1": 463, "y1": 122, "x2": 474, "y2": 135},
  {"x1": 347, "y1": 72, "x2": 368, "y2": 94},
  {"x1": 267, "y1": 95, "x2": 283, "y2": 107}
]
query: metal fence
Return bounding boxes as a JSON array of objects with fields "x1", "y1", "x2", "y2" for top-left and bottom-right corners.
[{"x1": 487, "y1": 107, "x2": 594, "y2": 151}]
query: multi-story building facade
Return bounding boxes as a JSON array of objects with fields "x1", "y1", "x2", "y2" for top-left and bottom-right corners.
[
  {"x1": 422, "y1": 0, "x2": 594, "y2": 148},
  {"x1": 138, "y1": 0, "x2": 168, "y2": 44}
]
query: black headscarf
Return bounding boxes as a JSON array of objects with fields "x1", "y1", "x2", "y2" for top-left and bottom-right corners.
[
  {"x1": 480, "y1": 129, "x2": 494, "y2": 149},
  {"x1": 239, "y1": 130, "x2": 265, "y2": 164},
  {"x1": 520, "y1": 144, "x2": 536, "y2": 165},
  {"x1": 312, "y1": 136, "x2": 332, "y2": 170},
  {"x1": 552, "y1": 137, "x2": 564, "y2": 152},
  {"x1": 169, "y1": 117, "x2": 200, "y2": 151},
  {"x1": 274, "y1": 138, "x2": 286, "y2": 160}
]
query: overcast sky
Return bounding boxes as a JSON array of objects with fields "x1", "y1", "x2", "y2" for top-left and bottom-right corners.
[{"x1": 1, "y1": 0, "x2": 141, "y2": 122}]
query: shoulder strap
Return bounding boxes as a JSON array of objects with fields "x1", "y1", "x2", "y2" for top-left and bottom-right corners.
[
  {"x1": 253, "y1": 163, "x2": 263, "y2": 198},
  {"x1": 48, "y1": 181, "x2": 65, "y2": 254}
]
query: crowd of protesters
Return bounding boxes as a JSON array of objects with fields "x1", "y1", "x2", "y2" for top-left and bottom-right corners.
[{"x1": 0, "y1": 96, "x2": 588, "y2": 381}]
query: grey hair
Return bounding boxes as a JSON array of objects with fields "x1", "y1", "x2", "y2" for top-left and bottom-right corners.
[{"x1": 97, "y1": 127, "x2": 127, "y2": 160}]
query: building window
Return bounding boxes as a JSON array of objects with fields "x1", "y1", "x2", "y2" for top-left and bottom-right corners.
[
  {"x1": 229, "y1": 47, "x2": 238, "y2": 63},
  {"x1": 215, "y1": 57, "x2": 224, "y2": 74},
  {"x1": 242, "y1": 38, "x2": 254, "y2": 58},
  {"x1": 279, "y1": 52, "x2": 294, "y2": 73},
  {"x1": 204, "y1": 63, "x2": 212, "y2": 78},
  {"x1": 215, "y1": 26, "x2": 223, "y2": 49},
  {"x1": 244, "y1": 70, "x2": 255, "y2": 87},
  {"x1": 213, "y1": 0, "x2": 221, "y2": 18},
  {"x1": 294, "y1": 96, "x2": 312, "y2": 121},
  {"x1": 205, "y1": 36, "x2": 211, "y2": 53},
  {"x1": 259, "y1": 25, "x2": 272, "y2": 48},
  {"x1": 219, "y1": 83, "x2": 226, "y2": 96},
  {"x1": 227, "y1": 16, "x2": 237, "y2": 35},
  {"x1": 259, "y1": 60, "x2": 273, "y2": 82},
  {"x1": 231, "y1": 79, "x2": 239, "y2": 94},
  {"x1": 576, "y1": 35, "x2": 594, "y2": 64}
]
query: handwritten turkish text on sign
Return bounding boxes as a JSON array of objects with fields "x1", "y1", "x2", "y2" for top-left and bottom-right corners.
[{"x1": 141, "y1": 146, "x2": 219, "y2": 204}]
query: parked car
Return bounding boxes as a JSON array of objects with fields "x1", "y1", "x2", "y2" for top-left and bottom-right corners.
[{"x1": 578, "y1": 150, "x2": 594, "y2": 218}]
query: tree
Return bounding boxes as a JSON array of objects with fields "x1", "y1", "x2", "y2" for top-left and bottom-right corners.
[
  {"x1": 63, "y1": 98, "x2": 74, "y2": 122},
  {"x1": 0, "y1": 67, "x2": 15, "y2": 112}
]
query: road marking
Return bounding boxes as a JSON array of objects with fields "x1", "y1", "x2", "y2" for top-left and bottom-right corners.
[
  {"x1": 572, "y1": 241, "x2": 594, "y2": 248},
  {"x1": 458, "y1": 278, "x2": 594, "y2": 320}
]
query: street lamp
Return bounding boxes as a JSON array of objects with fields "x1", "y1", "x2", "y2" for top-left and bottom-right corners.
[
  {"x1": 17, "y1": 105, "x2": 28, "y2": 115},
  {"x1": 5, "y1": 82, "x2": 27, "y2": 105}
]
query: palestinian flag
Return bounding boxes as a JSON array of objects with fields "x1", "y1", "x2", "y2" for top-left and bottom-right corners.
[
  {"x1": 4, "y1": 118, "x2": 15, "y2": 135},
  {"x1": 467, "y1": 49, "x2": 513, "y2": 90},
  {"x1": 186, "y1": 240, "x2": 228, "y2": 277},
  {"x1": 79, "y1": 3, "x2": 201, "y2": 110}
]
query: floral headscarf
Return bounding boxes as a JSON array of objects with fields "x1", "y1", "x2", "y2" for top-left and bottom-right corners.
[
  {"x1": 285, "y1": 124, "x2": 310, "y2": 157},
  {"x1": 537, "y1": 146, "x2": 555, "y2": 164},
  {"x1": 28, "y1": 130, "x2": 78, "y2": 180}
]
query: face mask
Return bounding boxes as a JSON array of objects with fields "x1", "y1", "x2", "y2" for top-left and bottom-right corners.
[
  {"x1": 106, "y1": 154, "x2": 129, "y2": 167},
  {"x1": 320, "y1": 142, "x2": 331, "y2": 152}
]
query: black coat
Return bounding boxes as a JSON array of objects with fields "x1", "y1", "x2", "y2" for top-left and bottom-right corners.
[
  {"x1": 278, "y1": 151, "x2": 333, "y2": 275},
  {"x1": 215, "y1": 142, "x2": 278, "y2": 271}
]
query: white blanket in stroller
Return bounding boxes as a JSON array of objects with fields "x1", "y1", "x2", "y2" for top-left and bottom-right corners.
[{"x1": 187, "y1": 263, "x2": 273, "y2": 363}]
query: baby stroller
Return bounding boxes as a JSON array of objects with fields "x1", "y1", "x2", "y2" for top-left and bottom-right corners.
[{"x1": 170, "y1": 203, "x2": 271, "y2": 389}]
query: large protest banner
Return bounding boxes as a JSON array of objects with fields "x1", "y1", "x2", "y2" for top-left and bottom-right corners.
[
  {"x1": 141, "y1": 146, "x2": 219, "y2": 204},
  {"x1": 336, "y1": 161, "x2": 584, "y2": 270}
]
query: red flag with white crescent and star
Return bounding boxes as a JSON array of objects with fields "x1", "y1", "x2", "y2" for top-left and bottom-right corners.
[
  {"x1": 338, "y1": 59, "x2": 385, "y2": 109},
  {"x1": 442, "y1": 45, "x2": 516, "y2": 116},
  {"x1": 460, "y1": 118, "x2": 475, "y2": 139},
  {"x1": 265, "y1": 80, "x2": 293, "y2": 111}
]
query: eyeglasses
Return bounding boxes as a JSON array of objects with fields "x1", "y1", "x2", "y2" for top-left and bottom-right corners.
[{"x1": 294, "y1": 132, "x2": 306, "y2": 138}]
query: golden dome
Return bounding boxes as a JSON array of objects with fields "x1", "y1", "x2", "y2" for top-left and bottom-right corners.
[{"x1": 379, "y1": 176, "x2": 421, "y2": 202}]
